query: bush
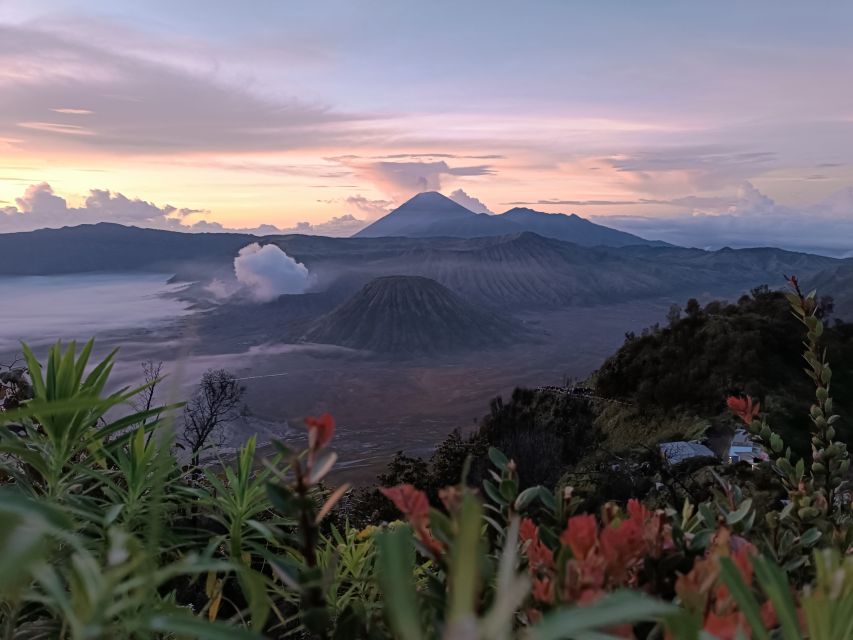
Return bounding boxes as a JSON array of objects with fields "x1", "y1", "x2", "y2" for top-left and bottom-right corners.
[{"x1": 0, "y1": 279, "x2": 850, "y2": 638}]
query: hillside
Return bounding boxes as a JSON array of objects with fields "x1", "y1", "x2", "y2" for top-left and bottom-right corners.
[
  {"x1": 302, "y1": 276, "x2": 522, "y2": 353},
  {"x1": 593, "y1": 288, "x2": 853, "y2": 456},
  {"x1": 0, "y1": 223, "x2": 846, "y2": 313},
  {"x1": 0, "y1": 223, "x2": 253, "y2": 276}
]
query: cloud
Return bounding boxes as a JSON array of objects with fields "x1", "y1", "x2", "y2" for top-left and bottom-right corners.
[
  {"x1": 594, "y1": 182, "x2": 853, "y2": 256},
  {"x1": 600, "y1": 147, "x2": 778, "y2": 193},
  {"x1": 345, "y1": 194, "x2": 392, "y2": 218},
  {"x1": 504, "y1": 195, "x2": 735, "y2": 208},
  {"x1": 280, "y1": 214, "x2": 367, "y2": 236},
  {"x1": 0, "y1": 181, "x2": 369, "y2": 237},
  {"x1": 0, "y1": 23, "x2": 369, "y2": 154},
  {"x1": 448, "y1": 189, "x2": 492, "y2": 213},
  {"x1": 331, "y1": 157, "x2": 495, "y2": 199},
  {"x1": 233, "y1": 243, "x2": 310, "y2": 302},
  {"x1": 2, "y1": 182, "x2": 196, "y2": 230}
]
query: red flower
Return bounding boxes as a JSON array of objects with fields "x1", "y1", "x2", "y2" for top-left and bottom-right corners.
[
  {"x1": 626, "y1": 498, "x2": 650, "y2": 523},
  {"x1": 520, "y1": 517, "x2": 538, "y2": 545},
  {"x1": 600, "y1": 518, "x2": 645, "y2": 585},
  {"x1": 531, "y1": 575, "x2": 555, "y2": 604},
  {"x1": 527, "y1": 538, "x2": 555, "y2": 571},
  {"x1": 703, "y1": 611, "x2": 748, "y2": 640},
  {"x1": 380, "y1": 484, "x2": 429, "y2": 528},
  {"x1": 560, "y1": 514, "x2": 598, "y2": 560},
  {"x1": 380, "y1": 484, "x2": 442, "y2": 556},
  {"x1": 726, "y1": 396, "x2": 760, "y2": 425},
  {"x1": 305, "y1": 413, "x2": 335, "y2": 451}
]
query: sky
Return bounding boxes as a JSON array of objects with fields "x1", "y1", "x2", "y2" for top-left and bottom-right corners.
[{"x1": 1, "y1": 1, "x2": 853, "y2": 254}]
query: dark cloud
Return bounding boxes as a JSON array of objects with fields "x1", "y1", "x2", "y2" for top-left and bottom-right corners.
[
  {"x1": 0, "y1": 24, "x2": 371, "y2": 153},
  {"x1": 331, "y1": 157, "x2": 495, "y2": 198},
  {"x1": 602, "y1": 147, "x2": 778, "y2": 191}
]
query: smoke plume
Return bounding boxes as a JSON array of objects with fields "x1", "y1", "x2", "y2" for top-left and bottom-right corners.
[{"x1": 233, "y1": 243, "x2": 310, "y2": 302}]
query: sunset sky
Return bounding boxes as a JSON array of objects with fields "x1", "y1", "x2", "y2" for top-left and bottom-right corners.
[{"x1": 2, "y1": 1, "x2": 853, "y2": 253}]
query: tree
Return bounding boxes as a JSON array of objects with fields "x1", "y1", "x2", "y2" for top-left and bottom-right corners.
[
  {"x1": 130, "y1": 360, "x2": 164, "y2": 430},
  {"x1": 666, "y1": 304, "x2": 682, "y2": 327},
  {"x1": 181, "y1": 369, "x2": 245, "y2": 466}
]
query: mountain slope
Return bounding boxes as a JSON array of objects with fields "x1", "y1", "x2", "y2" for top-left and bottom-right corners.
[
  {"x1": 0, "y1": 223, "x2": 844, "y2": 312},
  {"x1": 499, "y1": 207, "x2": 668, "y2": 247},
  {"x1": 302, "y1": 276, "x2": 522, "y2": 353},
  {"x1": 354, "y1": 191, "x2": 518, "y2": 238},
  {"x1": 0, "y1": 223, "x2": 253, "y2": 276},
  {"x1": 353, "y1": 191, "x2": 663, "y2": 247}
]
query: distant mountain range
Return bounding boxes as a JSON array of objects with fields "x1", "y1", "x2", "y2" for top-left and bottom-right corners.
[
  {"x1": 0, "y1": 218, "x2": 849, "y2": 318},
  {"x1": 353, "y1": 191, "x2": 668, "y2": 247}
]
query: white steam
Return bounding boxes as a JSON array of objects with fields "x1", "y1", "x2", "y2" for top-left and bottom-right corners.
[{"x1": 233, "y1": 243, "x2": 310, "y2": 302}]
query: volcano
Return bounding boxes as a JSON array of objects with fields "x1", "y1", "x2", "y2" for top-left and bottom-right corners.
[{"x1": 303, "y1": 275, "x2": 522, "y2": 354}]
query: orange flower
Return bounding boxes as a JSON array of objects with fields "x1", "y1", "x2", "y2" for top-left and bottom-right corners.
[
  {"x1": 726, "y1": 396, "x2": 760, "y2": 425},
  {"x1": 305, "y1": 413, "x2": 335, "y2": 451},
  {"x1": 560, "y1": 514, "x2": 598, "y2": 560}
]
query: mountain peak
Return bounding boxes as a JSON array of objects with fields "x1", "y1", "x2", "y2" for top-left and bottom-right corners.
[
  {"x1": 354, "y1": 194, "x2": 666, "y2": 246},
  {"x1": 405, "y1": 191, "x2": 453, "y2": 204},
  {"x1": 303, "y1": 275, "x2": 520, "y2": 353}
]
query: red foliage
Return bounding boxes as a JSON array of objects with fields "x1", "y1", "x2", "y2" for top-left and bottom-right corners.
[
  {"x1": 305, "y1": 413, "x2": 335, "y2": 451},
  {"x1": 726, "y1": 396, "x2": 760, "y2": 425},
  {"x1": 522, "y1": 499, "x2": 674, "y2": 610},
  {"x1": 560, "y1": 514, "x2": 597, "y2": 560},
  {"x1": 380, "y1": 484, "x2": 443, "y2": 556}
]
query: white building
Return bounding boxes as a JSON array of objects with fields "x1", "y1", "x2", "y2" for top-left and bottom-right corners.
[{"x1": 728, "y1": 429, "x2": 767, "y2": 464}]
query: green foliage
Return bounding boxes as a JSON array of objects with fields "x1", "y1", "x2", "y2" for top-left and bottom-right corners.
[
  {"x1": 1, "y1": 278, "x2": 852, "y2": 638},
  {"x1": 595, "y1": 287, "x2": 853, "y2": 457}
]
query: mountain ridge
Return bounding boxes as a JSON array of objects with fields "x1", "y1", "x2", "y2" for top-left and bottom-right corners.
[{"x1": 354, "y1": 191, "x2": 666, "y2": 247}]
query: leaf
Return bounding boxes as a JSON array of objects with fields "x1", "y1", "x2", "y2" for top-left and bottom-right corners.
[
  {"x1": 316, "y1": 483, "x2": 351, "y2": 524},
  {"x1": 237, "y1": 567, "x2": 271, "y2": 631},
  {"x1": 376, "y1": 526, "x2": 424, "y2": 640},
  {"x1": 800, "y1": 527, "x2": 822, "y2": 547},
  {"x1": 208, "y1": 589, "x2": 223, "y2": 621},
  {"x1": 448, "y1": 492, "x2": 483, "y2": 622},
  {"x1": 309, "y1": 451, "x2": 338, "y2": 484},
  {"x1": 726, "y1": 498, "x2": 753, "y2": 525},
  {"x1": 751, "y1": 555, "x2": 802, "y2": 640},
  {"x1": 718, "y1": 557, "x2": 771, "y2": 640},
  {"x1": 488, "y1": 447, "x2": 509, "y2": 471},
  {"x1": 514, "y1": 486, "x2": 541, "y2": 511},
  {"x1": 145, "y1": 614, "x2": 261, "y2": 639},
  {"x1": 531, "y1": 590, "x2": 677, "y2": 640},
  {"x1": 266, "y1": 482, "x2": 298, "y2": 514}
]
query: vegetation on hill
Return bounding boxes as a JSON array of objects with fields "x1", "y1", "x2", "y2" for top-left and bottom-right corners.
[
  {"x1": 594, "y1": 286, "x2": 853, "y2": 457},
  {"x1": 0, "y1": 278, "x2": 851, "y2": 638}
]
